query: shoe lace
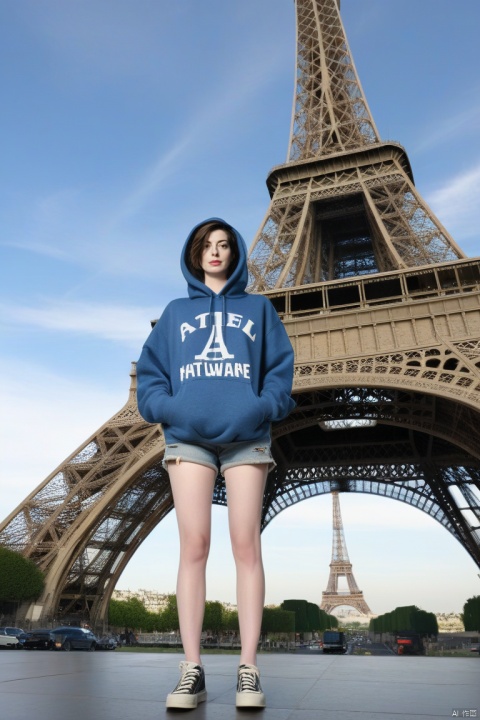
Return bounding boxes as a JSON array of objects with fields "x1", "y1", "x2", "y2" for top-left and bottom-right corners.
[
  {"x1": 174, "y1": 663, "x2": 201, "y2": 693},
  {"x1": 238, "y1": 668, "x2": 258, "y2": 692}
]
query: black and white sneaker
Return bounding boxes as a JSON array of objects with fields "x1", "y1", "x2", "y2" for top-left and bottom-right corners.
[
  {"x1": 166, "y1": 661, "x2": 207, "y2": 710},
  {"x1": 236, "y1": 663, "x2": 266, "y2": 708}
]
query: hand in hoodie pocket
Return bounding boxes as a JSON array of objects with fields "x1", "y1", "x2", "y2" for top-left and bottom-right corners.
[{"x1": 166, "y1": 379, "x2": 266, "y2": 443}]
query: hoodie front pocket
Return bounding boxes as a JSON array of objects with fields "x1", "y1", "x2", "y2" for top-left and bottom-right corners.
[{"x1": 169, "y1": 379, "x2": 264, "y2": 442}]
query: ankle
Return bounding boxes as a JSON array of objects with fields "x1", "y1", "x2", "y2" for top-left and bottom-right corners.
[{"x1": 239, "y1": 658, "x2": 257, "y2": 667}]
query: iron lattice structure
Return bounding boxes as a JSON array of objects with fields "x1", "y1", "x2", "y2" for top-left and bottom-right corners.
[
  {"x1": 1, "y1": 0, "x2": 480, "y2": 628},
  {"x1": 248, "y1": 0, "x2": 464, "y2": 289},
  {"x1": 320, "y1": 492, "x2": 371, "y2": 615}
]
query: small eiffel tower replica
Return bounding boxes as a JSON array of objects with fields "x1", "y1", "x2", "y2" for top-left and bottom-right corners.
[{"x1": 321, "y1": 492, "x2": 371, "y2": 615}]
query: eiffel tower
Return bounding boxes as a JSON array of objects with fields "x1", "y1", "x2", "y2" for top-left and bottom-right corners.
[
  {"x1": 320, "y1": 492, "x2": 371, "y2": 615},
  {"x1": 1, "y1": 0, "x2": 480, "y2": 628}
]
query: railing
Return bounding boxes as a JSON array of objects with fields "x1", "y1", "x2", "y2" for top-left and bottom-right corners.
[{"x1": 263, "y1": 257, "x2": 480, "y2": 318}]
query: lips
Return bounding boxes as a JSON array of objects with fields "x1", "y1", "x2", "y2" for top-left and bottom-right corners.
[{"x1": 209, "y1": 261, "x2": 221, "y2": 266}]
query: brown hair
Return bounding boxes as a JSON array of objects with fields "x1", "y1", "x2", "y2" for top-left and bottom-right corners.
[{"x1": 187, "y1": 221, "x2": 239, "y2": 281}]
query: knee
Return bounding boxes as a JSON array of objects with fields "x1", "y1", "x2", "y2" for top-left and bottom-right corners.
[
  {"x1": 180, "y1": 532, "x2": 210, "y2": 565},
  {"x1": 231, "y1": 533, "x2": 261, "y2": 567}
]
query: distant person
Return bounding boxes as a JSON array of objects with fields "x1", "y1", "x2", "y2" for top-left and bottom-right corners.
[{"x1": 137, "y1": 219, "x2": 295, "y2": 710}]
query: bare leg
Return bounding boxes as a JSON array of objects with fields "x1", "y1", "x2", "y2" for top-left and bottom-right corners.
[
  {"x1": 224, "y1": 464, "x2": 268, "y2": 667},
  {"x1": 168, "y1": 461, "x2": 216, "y2": 665}
]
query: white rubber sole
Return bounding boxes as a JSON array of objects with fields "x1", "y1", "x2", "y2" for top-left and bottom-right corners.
[
  {"x1": 166, "y1": 689, "x2": 207, "y2": 709},
  {"x1": 236, "y1": 691, "x2": 266, "y2": 708}
]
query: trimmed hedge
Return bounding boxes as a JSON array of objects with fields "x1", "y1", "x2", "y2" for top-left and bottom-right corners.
[
  {"x1": 281, "y1": 599, "x2": 337, "y2": 632},
  {"x1": 369, "y1": 605, "x2": 438, "y2": 636},
  {"x1": 262, "y1": 606, "x2": 295, "y2": 633}
]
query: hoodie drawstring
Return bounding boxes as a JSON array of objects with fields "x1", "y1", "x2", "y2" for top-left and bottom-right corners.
[
  {"x1": 207, "y1": 294, "x2": 227, "y2": 330},
  {"x1": 208, "y1": 296, "x2": 214, "y2": 327}
]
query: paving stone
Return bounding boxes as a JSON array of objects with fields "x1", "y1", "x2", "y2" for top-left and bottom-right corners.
[{"x1": 0, "y1": 650, "x2": 478, "y2": 720}]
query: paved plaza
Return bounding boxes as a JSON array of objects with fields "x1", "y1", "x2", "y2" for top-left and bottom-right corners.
[{"x1": 0, "y1": 649, "x2": 478, "y2": 719}]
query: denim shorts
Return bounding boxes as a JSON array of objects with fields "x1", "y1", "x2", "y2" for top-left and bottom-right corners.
[{"x1": 162, "y1": 439, "x2": 276, "y2": 475}]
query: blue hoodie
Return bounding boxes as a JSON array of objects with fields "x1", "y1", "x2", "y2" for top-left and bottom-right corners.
[{"x1": 136, "y1": 218, "x2": 295, "y2": 445}]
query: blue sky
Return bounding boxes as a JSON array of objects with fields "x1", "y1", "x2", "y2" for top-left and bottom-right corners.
[{"x1": 1, "y1": 0, "x2": 480, "y2": 615}]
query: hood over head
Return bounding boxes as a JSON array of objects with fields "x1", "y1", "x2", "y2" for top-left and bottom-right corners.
[{"x1": 180, "y1": 217, "x2": 249, "y2": 299}]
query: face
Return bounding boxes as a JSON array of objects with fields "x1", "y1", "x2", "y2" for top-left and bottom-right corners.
[{"x1": 201, "y1": 229, "x2": 232, "y2": 282}]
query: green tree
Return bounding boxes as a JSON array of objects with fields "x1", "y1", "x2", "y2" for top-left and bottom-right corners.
[
  {"x1": 108, "y1": 596, "x2": 149, "y2": 631},
  {"x1": 161, "y1": 594, "x2": 179, "y2": 631},
  {"x1": 108, "y1": 598, "x2": 127, "y2": 628},
  {"x1": 223, "y1": 608, "x2": 239, "y2": 633},
  {"x1": 0, "y1": 546, "x2": 45, "y2": 602},
  {"x1": 463, "y1": 596, "x2": 480, "y2": 631},
  {"x1": 142, "y1": 609, "x2": 164, "y2": 632},
  {"x1": 203, "y1": 601, "x2": 223, "y2": 634}
]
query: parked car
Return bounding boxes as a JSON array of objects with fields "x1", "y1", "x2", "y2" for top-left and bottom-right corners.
[
  {"x1": 0, "y1": 627, "x2": 24, "y2": 649},
  {"x1": 17, "y1": 632, "x2": 29, "y2": 648},
  {"x1": 51, "y1": 626, "x2": 98, "y2": 651},
  {"x1": 23, "y1": 629, "x2": 56, "y2": 650},
  {"x1": 95, "y1": 634, "x2": 118, "y2": 651}
]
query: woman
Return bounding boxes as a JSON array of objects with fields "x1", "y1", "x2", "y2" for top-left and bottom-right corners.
[{"x1": 136, "y1": 218, "x2": 295, "y2": 710}]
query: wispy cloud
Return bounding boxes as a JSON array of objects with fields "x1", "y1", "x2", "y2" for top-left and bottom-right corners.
[
  {"x1": 109, "y1": 43, "x2": 288, "y2": 229},
  {"x1": 0, "y1": 239, "x2": 72, "y2": 261},
  {"x1": 2, "y1": 5, "x2": 290, "y2": 281},
  {"x1": 1, "y1": 300, "x2": 160, "y2": 347},
  {"x1": 2, "y1": 42, "x2": 286, "y2": 278},
  {"x1": 414, "y1": 103, "x2": 480, "y2": 155},
  {"x1": 426, "y1": 161, "x2": 480, "y2": 243},
  {"x1": 0, "y1": 357, "x2": 126, "y2": 520},
  {"x1": 1, "y1": 188, "x2": 84, "y2": 262},
  {"x1": 113, "y1": 138, "x2": 193, "y2": 226}
]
